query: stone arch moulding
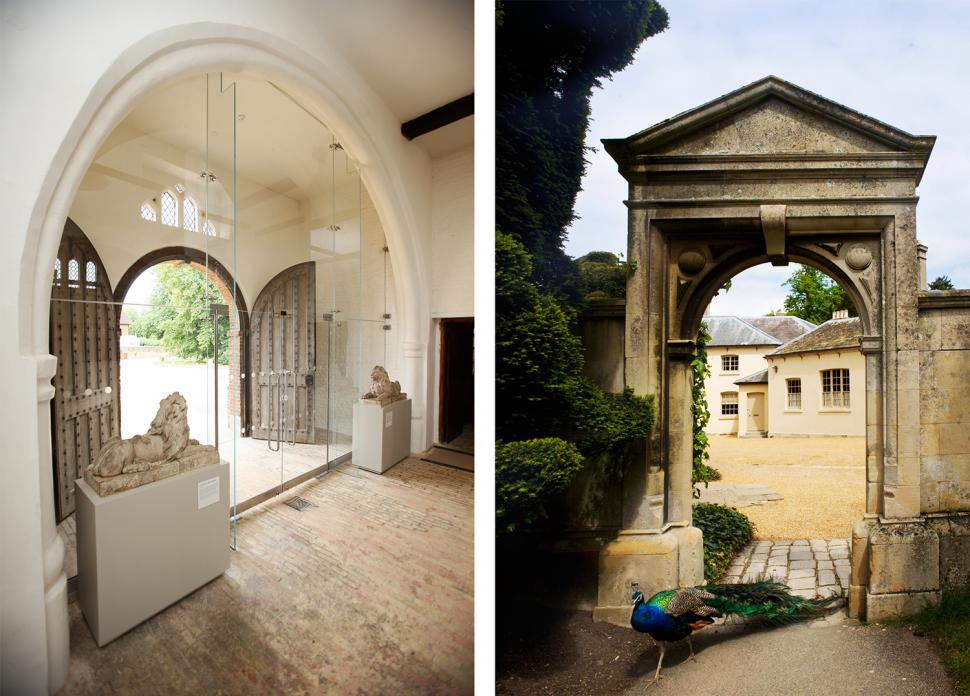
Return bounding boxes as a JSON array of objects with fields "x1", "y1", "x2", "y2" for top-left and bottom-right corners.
[
  {"x1": 19, "y1": 24, "x2": 435, "y2": 692},
  {"x1": 23, "y1": 23, "x2": 433, "y2": 444},
  {"x1": 671, "y1": 221, "x2": 886, "y2": 342}
]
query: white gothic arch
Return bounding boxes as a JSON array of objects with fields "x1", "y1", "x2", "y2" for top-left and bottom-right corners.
[{"x1": 13, "y1": 23, "x2": 436, "y2": 693}]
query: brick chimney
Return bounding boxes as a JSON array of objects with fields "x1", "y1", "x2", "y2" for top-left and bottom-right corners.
[
  {"x1": 774, "y1": 310, "x2": 786, "y2": 316},
  {"x1": 831, "y1": 309, "x2": 849, "y2": 319}
]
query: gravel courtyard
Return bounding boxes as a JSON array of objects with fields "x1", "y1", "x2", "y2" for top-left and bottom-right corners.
[{"x1": 705, "y1": 435, "x2": 867, "y2": 540}]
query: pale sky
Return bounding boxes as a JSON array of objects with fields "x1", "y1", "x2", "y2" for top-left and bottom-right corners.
[{"x1": 565, "y1": 0, "x2": 970, "y2": 317}]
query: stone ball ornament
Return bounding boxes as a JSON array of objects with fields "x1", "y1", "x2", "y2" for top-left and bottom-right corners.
[
  {"x1": 845, "y1": 244, "x2": 873, "y2": 271},
  {"x1": 677, "y1": 248, "x2": 706, "y2": 275}
]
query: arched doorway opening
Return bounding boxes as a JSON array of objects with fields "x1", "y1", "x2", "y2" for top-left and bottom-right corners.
[
  {"x1": 62, "y1": 69, "x2": 399, "y2": 517},
  {"x1": 692, "y1": 260, "x2": 867, "y2": 594}
]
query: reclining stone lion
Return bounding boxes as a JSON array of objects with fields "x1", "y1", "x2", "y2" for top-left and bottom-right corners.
[
  {"x1": 89, "y1": 392, "x2": 214, "y2": 477},
  {"x1": 362, "y1": 365, "x2": 402, "y2": 402}
]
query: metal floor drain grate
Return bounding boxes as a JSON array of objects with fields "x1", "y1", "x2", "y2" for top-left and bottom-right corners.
[{"x1": 284, "y1": 496, "x2": 313, "y2": 511}]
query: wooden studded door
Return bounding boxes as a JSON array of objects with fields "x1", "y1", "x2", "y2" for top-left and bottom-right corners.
[
  {"x1": 250, "y1": 262, "x2": 316, "y2": 444},
  {"x1": 49, "y1": 218, "x2": 121, "y2": 523}
]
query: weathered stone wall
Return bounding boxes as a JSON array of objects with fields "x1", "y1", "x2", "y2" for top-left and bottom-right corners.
[
  {"x1": 577, "y1": 299, "x2": 626, "y2": 394},
  {"x1": 918, "y1": 293, "x2": 970, "y2": 589}
]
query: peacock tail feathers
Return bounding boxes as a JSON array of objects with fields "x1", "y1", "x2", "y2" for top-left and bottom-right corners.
[{"x1": 700, "y1": 580, "x2": 842, "y2": 626}]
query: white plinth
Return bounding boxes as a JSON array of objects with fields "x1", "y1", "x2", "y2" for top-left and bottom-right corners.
[
  {"x1": 76, "y1": 461, "x2": 230, "y2": 647},
  {"x1": 353, "y1": 398, "x2": 412, "y2": 473}
]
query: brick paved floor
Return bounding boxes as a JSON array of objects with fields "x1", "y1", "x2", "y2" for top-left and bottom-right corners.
[
  {"x1": 56, "y1": 456, "x2": 474, "y2": 695},
  {"x1": 722, "y1": 538, "x2": 852, "y2": 602}
]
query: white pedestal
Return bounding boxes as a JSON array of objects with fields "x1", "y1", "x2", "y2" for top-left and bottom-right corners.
[
  {"x1": 75, "y1": 461, "x2": 230, "y2": 647},
  {"x1": 353, "y1": 399, "x2": 412, "y2": 473}
]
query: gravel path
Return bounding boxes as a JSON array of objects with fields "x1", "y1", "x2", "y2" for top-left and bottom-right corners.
[{"x1": 705, "y1": 435, "x2": 866, "y2": 540}]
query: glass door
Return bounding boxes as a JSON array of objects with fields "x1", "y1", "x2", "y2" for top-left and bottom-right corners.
[{"x1": 226, "y1": 75, "x2": 365, "y2": 523}]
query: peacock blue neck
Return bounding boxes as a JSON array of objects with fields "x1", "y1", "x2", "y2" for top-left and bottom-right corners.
[{"x1": 631, "y1": 603, "x2": 667, "y2": 633}]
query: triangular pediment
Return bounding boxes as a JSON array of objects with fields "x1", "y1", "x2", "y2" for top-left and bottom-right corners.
[
  {"x1": 604, "y1": 76, "x2": 935, "y2": 160},
  {"x1": 654, "y1": 96, "x2": 898, "y2": 156}
]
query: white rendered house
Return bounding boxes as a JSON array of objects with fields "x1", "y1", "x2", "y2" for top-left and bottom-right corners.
[
  {"x1": 702, "y1": 314, "x2": 816, "y2": 435},
  {"x1": 703, "y1": 313, "x2": 864, "y2": 438}
]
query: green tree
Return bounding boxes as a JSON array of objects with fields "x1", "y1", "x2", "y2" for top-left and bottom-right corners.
[
  {"x1": 126, "y1": 265, "x2": 229, "y2": 363},
  {"x1": 929, "y1": 275, "x2": 954, "y2": 290},
  {"x1": 495, "y1": 2, "x2": 666, "y2": 532},
  {"x1": 575, "y1": 251, "x2": 627, "y2": 299},
  {"x1": 781, "y1": 265, "x2": 856, "y2": 325},
  {"x1": 496, "y1": 0, "x2": 668, "y2": 302}
]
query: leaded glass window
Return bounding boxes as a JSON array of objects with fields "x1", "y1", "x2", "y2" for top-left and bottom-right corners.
[
  {"x1": 203, "y1": 221, "x2": 216, "y2": 236},
  {"x1": 721, "y1": 392, "x2": 739, "y2": 416},
  {"x1": 822, "y1": 369, "x2": 850, "y2": 408},
  {"x1": 68, "y1": 259, "x2": 79, "y2": 288},
  {"x1": 86, "y1": 261, "x2": 96, "y2": 284},
  {"x1": 54, "y1": 258, "x2": 61, "y2": 280},
  {"x1": 141, "y1": 204, "x2": 156, "y2": 221},
  {"x1": 183, "y1": 198, "x2": 197, "y2": 232},
  {"x1": 161, "y1": 191, "x2": 178, "y2": 227},
  {"x1": 787, "y1": 379, "x2": 801, "y2": 409}
]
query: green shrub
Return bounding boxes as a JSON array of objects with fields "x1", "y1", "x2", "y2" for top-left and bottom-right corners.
[
  {"x1": 693, "y1": 502, "x2": 754, "y2": 583},
  {"x1": 705, "y1": 466, "x2": 722, "y2": 481},
  {"x1": 496, "y1": 438, "x2": 585, "y2": 533},
  {"x1": 139, "y1": 338, "x2": 163, "y2": 346}
]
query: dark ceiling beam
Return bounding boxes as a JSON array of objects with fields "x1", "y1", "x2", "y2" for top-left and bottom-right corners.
[{"x1": 401, "y1": 94, "x2": 474, "y2": 141}]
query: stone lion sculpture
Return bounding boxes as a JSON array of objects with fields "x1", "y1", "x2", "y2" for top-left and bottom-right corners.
[
  {"x1": 89, "y1": 392, "x2": 214, "y2": 477},
  {"x1": 361, "y1": 366, "x2": 402, "y2": 401}
]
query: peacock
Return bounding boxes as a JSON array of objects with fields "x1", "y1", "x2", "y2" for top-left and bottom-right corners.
[{"x1": 630, "y1": 580, "x2": 842, "y2": 688}]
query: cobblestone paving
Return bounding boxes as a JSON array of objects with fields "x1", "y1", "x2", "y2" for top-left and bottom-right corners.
[
  {"x1": 722, "y1": 538, "x2": 852, "y2": 601},
  {"x1": 696, "y1": 483, "x2": 783, "y2": 508}
]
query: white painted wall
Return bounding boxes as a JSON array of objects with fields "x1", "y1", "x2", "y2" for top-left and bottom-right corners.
[
  {"x1": 1, "y1": 6, "x2": 469, "y2": 693},
  {"x1": 766, "y1": 350, "x2": 867, "y2": 437},
  {"x1": 704, "y1": 345, "x2": 775, "y2": 435},
  {"x1": 431, "y1": 146, "x2": 475, "y2": 318}
]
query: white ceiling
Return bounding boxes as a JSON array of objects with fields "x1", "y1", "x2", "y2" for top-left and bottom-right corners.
[
  {"x1": 302, "y1": 0, "x2": 474, "y2": 124},
  {"x1": 114, "y1": 73, "x2": 373, "y2": 203}
]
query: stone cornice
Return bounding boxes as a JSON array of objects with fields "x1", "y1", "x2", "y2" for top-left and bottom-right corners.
[
  {"x1": 626, "y1": 196, "x2": 919, "y2": 209},
  {"x1": 918, "y1": 290, "x2": 970, "y2": 309}
]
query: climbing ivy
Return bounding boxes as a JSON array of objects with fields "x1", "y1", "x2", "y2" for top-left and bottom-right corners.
[{"x1": 692, "y1": 321, "x2": 714, "y2": 497}]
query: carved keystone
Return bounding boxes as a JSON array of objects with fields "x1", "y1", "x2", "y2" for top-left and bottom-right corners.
[{"x1": 760, "y1": 204, "x2": 787, "y2": 266}]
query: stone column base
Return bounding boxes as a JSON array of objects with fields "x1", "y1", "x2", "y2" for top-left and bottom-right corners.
[
  {"x1": 866, "y1": 590, "x2": 941, "y2": 621},
  {"x1": 864, "y1": 518, "x2": 941, "y2": 621},
  {"x1": 593, "y1": 525, "x2": 704, "y2": 627}
]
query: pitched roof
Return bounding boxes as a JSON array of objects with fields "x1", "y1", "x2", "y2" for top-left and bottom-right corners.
[
  {"x1": 704, "y1": 316, "x2": 781, "y2": 347},
  {"x1": 741, "y1": 316, "x2": 817, "y2": 344},
  {"x1": 120, "y1": 308, "x2": 130, "y2": 325},
  {"x1": 765, "y1": 318, "x2": 862, "y2": 357},
  {"x1": 735, "y1": 369, "x2": 768, "y2": 385}
]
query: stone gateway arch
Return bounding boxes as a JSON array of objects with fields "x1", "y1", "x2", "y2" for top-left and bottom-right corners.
[{"x1": 593, "y1": 77, "x2": 970, "y2": 623}]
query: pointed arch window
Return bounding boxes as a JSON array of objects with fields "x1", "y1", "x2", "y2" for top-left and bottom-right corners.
[
  {"x1": 141, "y1": 204, "x2": 156, "y2": 221},
  {"x1": 203, "y1": 221, "x2": 216, "y2": 236},
  {"x1": 161, "y1": 191, "x2": 178, "y2": 227},
  {"x1": 68, "y1": 259, "x2": 79, "y2": 288},
  {"x1": 183, "y1": 197, "x2": 197, "y2": 232}
]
